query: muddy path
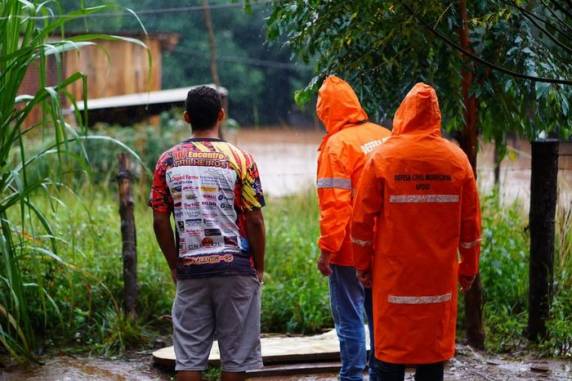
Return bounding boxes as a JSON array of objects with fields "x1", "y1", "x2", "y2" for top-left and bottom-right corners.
[{"x1": 3, "y1": 344, "x2": 570, "y2": 381}]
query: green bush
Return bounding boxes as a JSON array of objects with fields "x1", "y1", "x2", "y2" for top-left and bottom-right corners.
[
  {"x1": 262, "y1": 193, "x2": 331, "y2": 333},
  {"x1": 477, "y1": 191, "x2": 530, "y2": 352},
  {"x1": 77, "y1": 111, "x2": 190, "y2": 184}
]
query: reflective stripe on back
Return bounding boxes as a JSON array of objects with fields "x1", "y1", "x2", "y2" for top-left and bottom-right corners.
[
  {"x1": 317, "y1": 177, "x2": 352, "y2": 190},
  {"x1": 389, "y1": 194, "x2": 459, "y2": 203},
  {"x1": 388, "y1": 292, "x2": 452, "y2": 304}
]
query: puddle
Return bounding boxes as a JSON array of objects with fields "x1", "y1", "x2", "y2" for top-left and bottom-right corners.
[{"x1": 0, "y1": 354, "x2": 172, "y2": 381}]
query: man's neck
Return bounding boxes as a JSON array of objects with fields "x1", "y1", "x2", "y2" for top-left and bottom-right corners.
[{"x1": 191, "y1": 127, "x2": 220, "y2": 140}]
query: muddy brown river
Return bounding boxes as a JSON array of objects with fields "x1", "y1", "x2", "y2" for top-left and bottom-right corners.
[{"x1": 229, "y1": 129, "x2": 571, "y2": 209}]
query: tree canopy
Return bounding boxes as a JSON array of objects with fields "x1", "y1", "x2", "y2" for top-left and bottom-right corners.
[{"x1": 268, "y1": 0, "x2": 572, "y2": 141}]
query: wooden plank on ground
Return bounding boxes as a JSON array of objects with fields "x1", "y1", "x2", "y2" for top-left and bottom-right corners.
[
  {"x1": 152, "y1": 327, "x2": 371, "y2": 370},
  {"x1": 246, "y1": 362, "x2": 341, "y2": 377}
]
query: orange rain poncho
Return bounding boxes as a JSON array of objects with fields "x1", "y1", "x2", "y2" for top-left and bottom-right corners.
[
  {"x1": 316, "y1": 75, "x2": 390, "y2": 266},
  {"x1": 351, "y1": 83, "x2": 481, "y2": 364}
]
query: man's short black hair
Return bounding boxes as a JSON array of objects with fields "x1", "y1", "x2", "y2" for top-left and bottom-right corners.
[{"x1": 185, "y1": 86, "x2": 222, "y2": 131}]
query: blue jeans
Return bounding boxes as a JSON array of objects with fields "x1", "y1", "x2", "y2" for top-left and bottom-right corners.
[{"x1": 329, "y1": 265, "x2": 377, "y2": 381}]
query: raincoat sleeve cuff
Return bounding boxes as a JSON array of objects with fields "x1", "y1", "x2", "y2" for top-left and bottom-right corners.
[
  {"x1": 459, "y1": 247, "x2": 479, "y2": 276},
  {"x1": 352, "y1": 236, "x2": 373, "y2": 272}
]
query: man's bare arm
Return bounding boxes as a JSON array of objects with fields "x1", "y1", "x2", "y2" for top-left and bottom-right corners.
[
  {"x1": 153, "y1": 211, "x2": 178, "y2": 281},
  {"x1": 244, "y1": 209, "x2": 265, "y2": 281}
]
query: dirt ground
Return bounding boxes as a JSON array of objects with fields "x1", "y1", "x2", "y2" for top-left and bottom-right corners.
[{"x1": 3, "y1": 344, "x2": 571, "y2": 381}]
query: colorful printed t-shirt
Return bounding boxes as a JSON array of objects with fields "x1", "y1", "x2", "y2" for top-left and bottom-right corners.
[{"x1": 149, "y1": 138, "x2": 265, "y2": 278}]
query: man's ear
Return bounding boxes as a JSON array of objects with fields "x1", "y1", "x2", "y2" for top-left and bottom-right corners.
[
  {"x1": 183, "y1": 111, "x2": 191, "y2": 124},
  {"x1": 218, "y1": 108, "x2": 225, "y2": 122}
]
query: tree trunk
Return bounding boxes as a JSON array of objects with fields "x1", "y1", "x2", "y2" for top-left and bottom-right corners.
[
  {"x1": 202, "y1": 0, "x2": 221, "y2": 88},
  {"x1": 528, "y1": 139, "x2": 558, "y2": 341},
  {"x1": 202, "y1": 0, "x2": 226, "y2": 139},
  {"x1": 494, "y1": 138, "x2": 502, "y2": 186},
  {"x1": 458, "y1": 0, "x2": 485, "y2": 350},
  {"x1": 117, "y1": 153, "x2": 138, "y2": 318}
]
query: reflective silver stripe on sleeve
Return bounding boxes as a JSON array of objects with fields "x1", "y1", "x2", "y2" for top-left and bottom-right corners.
[
  {"x1": 317, "y1": 177, "x2": 352, "y2": 190},
  {"x1": 388, "y1": 292, "x2": 452, "y2": 304},
  {"x1": 351, "y1": 237, "x2": 372, "y2": 247},
  {"x1": 460, "y1": 239, "x2": 481, "y2": 249},
  {"x1": 389, "y1": 194, "x2": 459, "y2": 203}
]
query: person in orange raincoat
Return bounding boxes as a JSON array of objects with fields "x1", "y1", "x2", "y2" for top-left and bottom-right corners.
[
  {"x1": 316, "y1": 75, "x2": 391, "y2": 381},
  {"x1": 351, "y1": 83, "x2": 481, "y2": 381}
]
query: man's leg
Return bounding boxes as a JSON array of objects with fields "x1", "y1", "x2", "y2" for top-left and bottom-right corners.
[
  {"x1": 172, "y1": 279, "x2": 214, "y2": 378},
  {"x1": 415, "y1": 362, "x2": 444, "y2": 381},
  {"x1": 329, "y1": 264, "x2": 367, "y2": 381},
  {"x1": 176, "y1": 371, "x2": 202, "y2": 381},
  {"x1": 215, "y1": 276, "x2": 263, "y2": 376},
  {"x1": 377, "y1": 360, "x2": 405, "y2": 381},
  {"x1": 364, "y1": 287, "x2": 377, "y2": 380}
]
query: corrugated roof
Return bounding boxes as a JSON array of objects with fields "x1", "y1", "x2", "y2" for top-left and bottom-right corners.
[{"x1": 73, "y1": 85, "x2": 228, "y2": 111}]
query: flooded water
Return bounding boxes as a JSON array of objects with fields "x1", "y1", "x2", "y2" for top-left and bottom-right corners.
[
  {"x1": 229, "y1": 128, "x2": 322, "y2": 198},
  {"x1": 229, "y1": 128, "x2": 572, "y2": 210}
]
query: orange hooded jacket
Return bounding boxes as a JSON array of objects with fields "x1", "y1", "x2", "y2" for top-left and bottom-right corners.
[
  {"x1": 351, "y1": 83, "x2": 481, "y2": 364},
  {"x1": 316, "y1": 75, "x2": 390, "y2": 266}
]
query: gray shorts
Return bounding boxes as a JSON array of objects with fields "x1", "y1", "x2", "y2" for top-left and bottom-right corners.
[{"x1": 172, "y1": 275, "x2": 263, "y2": 372}]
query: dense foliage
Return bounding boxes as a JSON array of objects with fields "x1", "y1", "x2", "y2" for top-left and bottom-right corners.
[
  {"x1": 268, "y1": 0, "x2": 572, "y2": 140},
  {"x1": 0, "y1": 0, "x2": 143, "y2": 361},
  {"x1": 59, "y1": 0, "x2": 313, "y2": 126}
]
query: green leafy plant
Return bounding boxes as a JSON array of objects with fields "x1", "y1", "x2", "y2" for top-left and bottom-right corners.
[{"x1": 0, "y1": 0, "x2": 144, "y2": 361}]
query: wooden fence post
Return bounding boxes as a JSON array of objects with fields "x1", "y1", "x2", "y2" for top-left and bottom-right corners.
[
  {"x1": 528, "y1": 139, "x2": 559, "y2": 341},
  {"x1": 117, "y1": 153, "x2": 138, "y2": 318}
]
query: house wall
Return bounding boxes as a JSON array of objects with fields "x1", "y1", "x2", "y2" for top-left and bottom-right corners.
[
  {"x1": 64, "y1": 37, "x2": 162, "y2": 100},
  {"x1": 18, "y1": 36, "x2": 163, "y2": 127}
]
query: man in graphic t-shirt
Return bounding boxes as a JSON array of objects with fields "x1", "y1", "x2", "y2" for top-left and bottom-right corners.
[{"x1": 150, "y1": 86, "x2": 265, "y2": 381}]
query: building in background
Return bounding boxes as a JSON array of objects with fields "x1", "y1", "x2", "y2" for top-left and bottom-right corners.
[{"x1": 18, "y1": 33, "x2": 179, "y2": 127}]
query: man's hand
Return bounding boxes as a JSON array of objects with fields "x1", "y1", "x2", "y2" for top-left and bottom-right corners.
[
  {"x1": 153, "y1": 211, "x2": 178, "y2": 284},
  {"x1": 317, "y1": 251, "x2": 332, "y2": 276},
  {"x1": 244, "y1": 209, "x2": 266, "y2": 284},
  {"x1": 357, "y1": 269, "x2": 372, "y2": 288},
  {"x1": 459, "y1": 274, "x2": 476, "y2": 293},
  {"x1": 256, "y1": 270, "x2": 264, "y2": 284}
]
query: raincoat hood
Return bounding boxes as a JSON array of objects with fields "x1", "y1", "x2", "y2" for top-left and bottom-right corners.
[
  {"x1": 392, "y1": 83, "x2": 442, "y2": 137},
  {"x1": 316, "y1": 75, "x2": 368, "y2": 142}
]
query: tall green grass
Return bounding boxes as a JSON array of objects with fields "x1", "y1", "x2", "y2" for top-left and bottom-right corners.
[
  {"x1": 0, "y1": 0, "x2": 146, "y2": 361},
  {"x1": 2, "y1": 187, "x2": 329, "y2": 357},
  {"x1": 263, "y1": 192, "x2": 331, "y2": 333},
  {"x1": 477, "y1": 191, "x2": 572, "y2": 356},
  {"x1": 6, "y1": 183, "x2": 571, "y2": 359}
]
